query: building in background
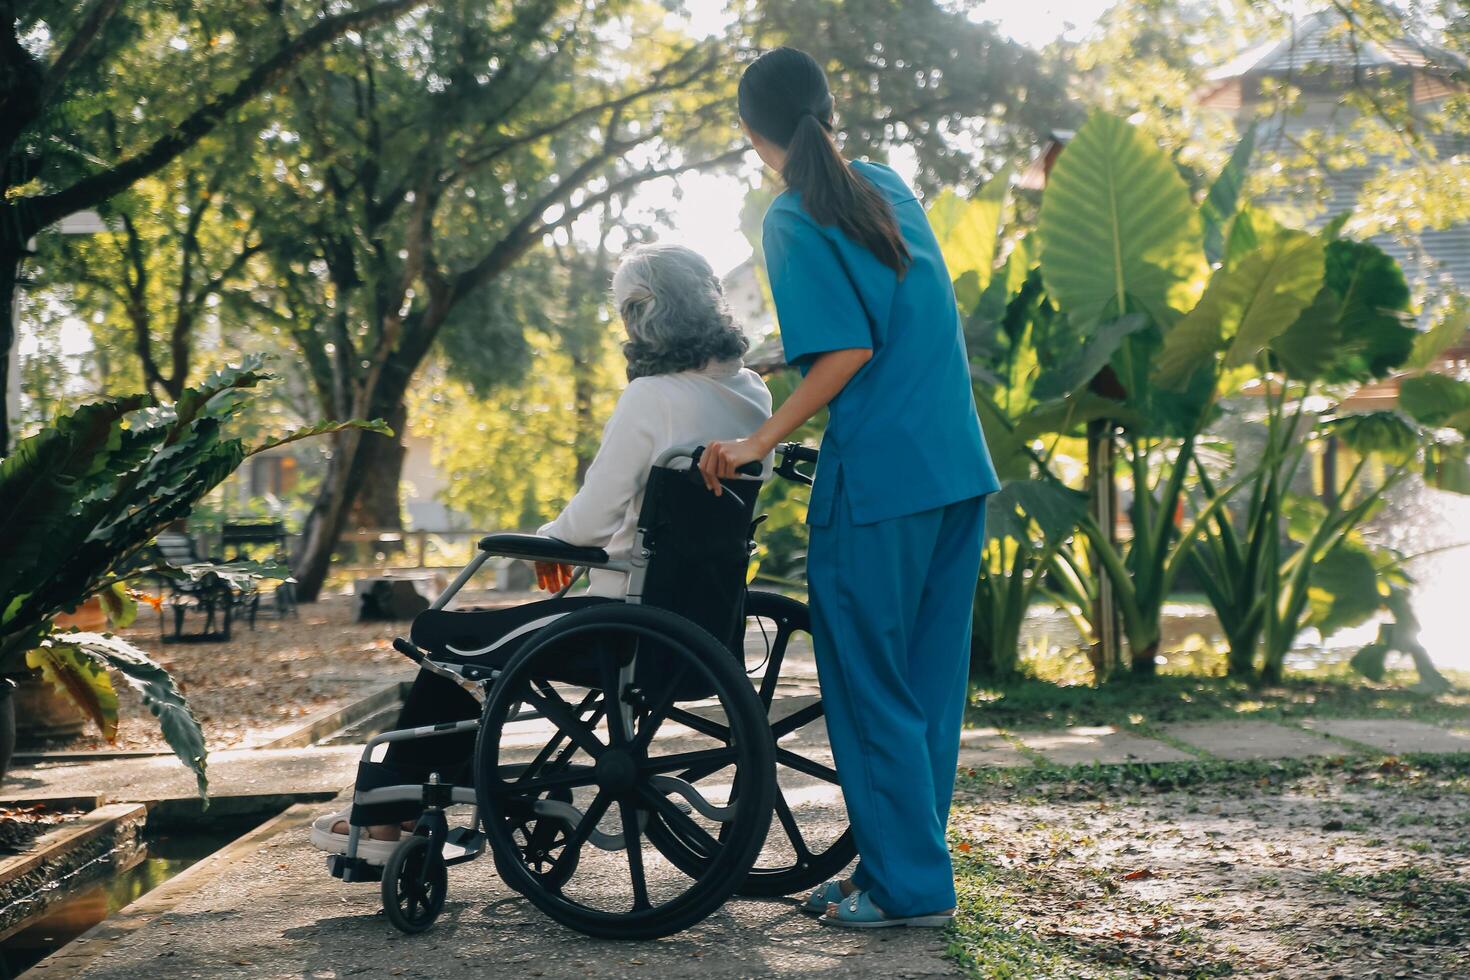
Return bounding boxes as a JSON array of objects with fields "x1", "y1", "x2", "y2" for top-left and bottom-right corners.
[{"x1": 1198, "y1": 8, "x2": 1469, "y2": 291}]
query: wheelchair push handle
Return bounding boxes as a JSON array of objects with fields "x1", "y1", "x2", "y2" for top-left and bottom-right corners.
[
  {"x1": 774, "y1": 442, "x2": 818, "y2": 487},
  {"x1": 688, "y1": 445, "x2": 765, "y2": 479}
]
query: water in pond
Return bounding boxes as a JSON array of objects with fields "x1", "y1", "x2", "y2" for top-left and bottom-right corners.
[{"x1": 0, "y1": 814, "x2": 273, "y2": 979}]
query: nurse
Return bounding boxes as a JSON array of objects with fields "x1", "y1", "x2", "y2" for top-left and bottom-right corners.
[{"x1": 699, "y1": 47, "x2": 1000, "y2": 929}]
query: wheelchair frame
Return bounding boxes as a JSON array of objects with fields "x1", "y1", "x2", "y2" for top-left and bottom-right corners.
[{"x1": 327, "y1": 442, "x2": 833, "y2": 938}]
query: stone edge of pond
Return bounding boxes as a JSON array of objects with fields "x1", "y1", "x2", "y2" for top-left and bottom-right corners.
[
  {"x1": 25, "y1": 801, "x2": 319, "y2": 978},
  {"x1": 0, "y1": 802, "x2": 148, "y2": 944},
  {"x1": 253, "y1": 679, "x2": 411, "y2": 750}
]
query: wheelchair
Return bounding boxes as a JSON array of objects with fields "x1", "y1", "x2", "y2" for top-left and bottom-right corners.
[{"x1": 325, "y1": 442, "x2": 855, "y2": 940}]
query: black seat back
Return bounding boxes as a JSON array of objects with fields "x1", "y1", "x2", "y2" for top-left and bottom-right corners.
[{"x1": 637, "y1": 465, "x2": 760, "y2": 659}]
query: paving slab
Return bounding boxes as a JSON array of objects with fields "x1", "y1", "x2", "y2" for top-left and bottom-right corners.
[
  {"x1": 38, "y1": 797, "x2": 956, "y2": 979},
  {"x1": 1016, "y1": 726, "x2": 1195, "y2": 765},
  {"x1": 1, "y1": 746, "x2": 362, "y2": 804},
  {"x1": 957, "y1": 728, "x2": 1030, "y2": 769},
  {"x1": 1159, "y1": 721, "x2": 1348, "y2": 760},
  {"x1": 1299, "y1": 719, "x2": 1470, "y2": 754}
]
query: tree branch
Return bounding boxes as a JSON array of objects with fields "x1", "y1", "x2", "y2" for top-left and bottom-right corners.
[
  {"x1": 41, "y1": 0, "x2": 126, "y2": 105},
  {"x1": 21, "y1": 0, "x2": 428, "y2": 233}
]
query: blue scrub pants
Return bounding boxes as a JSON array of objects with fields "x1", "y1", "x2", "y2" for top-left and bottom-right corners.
[{"x1": 806, "y1": 489, "x2": 986, "y2": 917}]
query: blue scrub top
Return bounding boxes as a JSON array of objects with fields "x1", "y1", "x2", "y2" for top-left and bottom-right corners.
[{"x1": 762, "y1": 160, "x2": 1000, "y2": 527}]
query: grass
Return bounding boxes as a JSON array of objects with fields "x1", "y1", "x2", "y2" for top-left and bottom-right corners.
[
  {"x1": 955, "y1": 752, "x2": 1470, "y2": 800},
  {"x1": 945, "y1": 753, "x2": 1470, "y2": 978},
  {"x1": 967, "y1": 664, "x2": 1470, "y2": 731}
]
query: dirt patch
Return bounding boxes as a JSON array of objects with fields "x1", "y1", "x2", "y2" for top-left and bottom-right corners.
[
  {"x1": 948, "y1": 760, "x2": 1470, "y2": 978},
  {"x1": 41, "y1": 590, "x2": 527, "y2": 753}
]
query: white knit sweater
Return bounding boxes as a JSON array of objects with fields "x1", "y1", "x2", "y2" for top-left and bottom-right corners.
[{"x1": 538, "y1": 359, "x2": 772, "y2": 596}]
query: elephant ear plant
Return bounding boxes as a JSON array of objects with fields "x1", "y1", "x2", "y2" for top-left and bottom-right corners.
[{"x1": 0, "y1": 356, "x2": 388, "y2": 794}]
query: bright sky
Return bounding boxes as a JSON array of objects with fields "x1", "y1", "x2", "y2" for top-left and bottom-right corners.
[{"x1": 645, "y1": 0, "x2": 1115, "y2": 276}]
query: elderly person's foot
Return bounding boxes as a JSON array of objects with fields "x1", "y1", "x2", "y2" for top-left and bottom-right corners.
[
  {"x1": 329, "y1": 819, "x2": 412, "y2": 840},
  {"x1": 310, "y1": 810, "x2": 419, "y2": 864}
]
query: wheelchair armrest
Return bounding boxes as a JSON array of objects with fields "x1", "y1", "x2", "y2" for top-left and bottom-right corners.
[{"x1": 476, "y1": 533, "x2": 610, "y2": 565}]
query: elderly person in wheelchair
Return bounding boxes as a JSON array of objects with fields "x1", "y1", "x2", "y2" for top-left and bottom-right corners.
[{"x1": 306, "y1": 244, "x2": 848, "y2": 940}]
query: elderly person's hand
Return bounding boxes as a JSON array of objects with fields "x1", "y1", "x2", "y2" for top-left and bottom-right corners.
[
  {"x1": 534, "y1": 562, "x2": 576, "y2": 592},
  {"x1": 699, "y1": 435, "x2": 771, "y2": 495}
]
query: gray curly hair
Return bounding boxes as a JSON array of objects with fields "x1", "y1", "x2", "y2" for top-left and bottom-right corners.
[{"x1": 612, "y1": 244, "x2": 750, "y2": 381}]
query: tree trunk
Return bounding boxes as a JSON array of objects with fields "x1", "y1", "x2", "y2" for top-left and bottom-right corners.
[
  {"x1": 291, "y1": 333, "x2": 419, "y2": 599},
  {"x1": 348, "y1": 400, "x2": 408, "y2": 530},
  {"x1": 291, "y1": 428, "x2": 367, "y2": 602}
]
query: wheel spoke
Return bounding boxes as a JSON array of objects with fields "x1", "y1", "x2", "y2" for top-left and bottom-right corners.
[
  {"x1": 631, "y1": 662, "x2": 691, "y2": 755},
  {"x1": 770, "y1": 699, "x2": 824, "y2": 739},
  {"x1": 600, "y1": 655, "x2": 630, "y2": 747},
  {"x1": 490, "y1": 763, "x2": 597, "y2": 797},
  {"x1": 664, "y1": 705, "x2": 731, "y2": 742},
  {"x1": 755, "y1": 621, "x2": 793, "y2": 707},
  {"x1": 515, "y1": 690, "x2": 602, "y2": 785},
  {"x1": 523, "y1": 682, "x2": 606, "y2": 758},
  {"x1": 639, "y1": 784, "x2": 721, "y2": 857},
  {"x1": 775, "y1": 747, "x2": 839, "y2": 783},
  {"x1": 549, "y1": 790, "x2": 610, "y2": 880},
  {"x1": 619, "y1": 798, "x2": 651, "y2": 911},
  {"x1": 773, "y1": 788, "x2": 813, "y2": 862},
  {"x1": 640, "y1": 746, "x2": 739, "y2": 775}
]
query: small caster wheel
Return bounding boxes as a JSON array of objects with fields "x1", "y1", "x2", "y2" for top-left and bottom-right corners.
[{"x1": 382, "y1": 835, "x2": 447, "y2": 933}]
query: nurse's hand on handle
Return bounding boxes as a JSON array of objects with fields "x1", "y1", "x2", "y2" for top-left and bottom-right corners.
[
  {"x1": 699, "y1": 346, "x2": 873, "y2": 496},
  {"x1": 535, "y1": 561, "x2": 575, "y2": 592},
  {"x1": 700, "y1": 437, "x2": 769, "y2": 494}
]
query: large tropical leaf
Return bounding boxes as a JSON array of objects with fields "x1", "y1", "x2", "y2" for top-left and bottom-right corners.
[
  {"x1": 929, "y1": 167, "x2": 1010, "y2": 316},
  {"x1": 1398, "y1": 373, "x2": 1470, "y2": 433},
  {"x1": 1319, "y1": 240, "x2": 1416, "y2": 383},
  {"x1": 1155, "y1": 225, "x2": 1324, "y2": 389},
  {"x1": 1323, "y1": 412, "x2": 1420, "y2": 465},
  {"x1": 1424, "y1": 443, "x2": 1470, "y2": 494},
  {"x1": 1037, "y1": 112, "x2": 1206, "y2": 325},
  {"x1": 1271, "y1": 290, "x2": 1344, "y2": 380},
  {"x1": 985, "y1": 479, "x2": 1088, "y2": 544},
  {"x1": 52, "y1": 632, "x2": 209, "y2": 797},
  {"x1": 1406, "y1": 297, "x2": 1470, "y2": 371},
  {"x1": 248, "y1": 418, "x2": 393, "y2": 457},
  {"x1": 173, "y1": 354, "x2": 274, "y2": 427},
  {"x1": 1201, "y1": 126, "x2": 1256, "y2": 266},
  {"x1": 1305, "y1": 541, "x2": 1382, "y2": 637},
  {"x1": 1222, "y1": 229, "x2": 1326, "y2": 368},
  {"x1": 26, "y1": 643, "x2": 119, "y2": 741},
  {"x1": 1031, "y1": 313, "x2": 1149, "y2": 401}
]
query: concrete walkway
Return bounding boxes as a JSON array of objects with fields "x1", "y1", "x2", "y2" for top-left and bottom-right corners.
[{"x1": 9, "y1": 707, "x2": 1470, "y2": 978}]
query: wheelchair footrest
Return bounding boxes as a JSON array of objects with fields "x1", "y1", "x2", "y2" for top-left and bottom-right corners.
[
  {"x1": 444, "y1": 826, "x2": 486, "y2": 866},
  {"x1": 326, "y1": 853, "x2": 384, "y2": 883}
]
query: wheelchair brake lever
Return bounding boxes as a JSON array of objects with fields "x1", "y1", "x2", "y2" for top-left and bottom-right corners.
[{"x1": 393, "y1": 636, "x2": 425, "y2": 664}]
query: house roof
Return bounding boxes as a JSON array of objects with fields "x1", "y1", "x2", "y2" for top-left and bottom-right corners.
[{"x1": 1204, "y1": 8, "x2": 1462, "y2": 83}]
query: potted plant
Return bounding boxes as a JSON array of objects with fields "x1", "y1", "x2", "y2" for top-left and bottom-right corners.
[{"x1": 0, "y1": 356, "x2": 387, "y2": 792}]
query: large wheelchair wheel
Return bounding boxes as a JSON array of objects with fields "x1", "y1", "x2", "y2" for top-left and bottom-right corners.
[
  {"x1": 474, "y1": 603, "x2": 775, "y2": 940},
  {"x1": 645, "y1": 591, "x2": 856, "y2": 897}
]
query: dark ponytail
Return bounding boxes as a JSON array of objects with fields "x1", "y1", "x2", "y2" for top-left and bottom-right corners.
[{"x1": 739, "y1": 47, "x2": 910, "y2": 276}]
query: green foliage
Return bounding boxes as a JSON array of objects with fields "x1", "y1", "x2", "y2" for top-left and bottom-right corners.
[
  {"x1": 0, "y1": 356, "x2": 383, "y2": 793},
  {"x1": 40, "y1": 632, "x2": 210, "y2": 796},
  {"x1": 972, "y1": 481, "x2": 1088, "y2": 679},
  {"x1": 1036, "y1": 111, "x2": 1206, "y2": 325},
  {"x1": 962, "y1": 109, "x2": 1464, "y2": 691},
  {"x1": 750, "y1": 370, "x2": 825, "y2": 586}
]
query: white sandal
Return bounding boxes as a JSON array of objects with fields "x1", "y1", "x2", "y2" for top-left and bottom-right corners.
[{"x1": 308, "y1": 809, "x2": 400, "y2": 865}]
